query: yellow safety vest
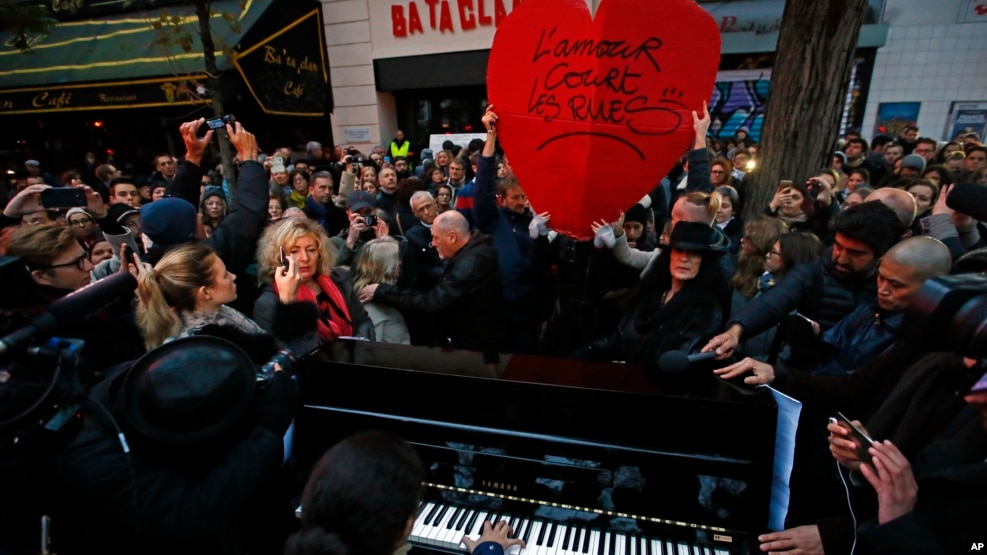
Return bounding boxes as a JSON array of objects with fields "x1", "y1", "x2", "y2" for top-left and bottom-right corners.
[{"x1": 390, "y1": 140, "x2": 410, "y2": 159}]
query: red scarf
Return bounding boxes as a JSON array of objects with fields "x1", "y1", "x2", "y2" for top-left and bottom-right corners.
[{"x1": 275, "y1": 273, "x2": 353, "y2": 341}]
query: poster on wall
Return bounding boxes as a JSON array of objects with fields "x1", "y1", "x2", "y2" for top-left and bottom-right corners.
[
  {"x1": 945, "y1": 102, "x2": 987, "y2": 140},
  {"x1": 874, "y1": 102, "x2": 920, "y2": 137}
]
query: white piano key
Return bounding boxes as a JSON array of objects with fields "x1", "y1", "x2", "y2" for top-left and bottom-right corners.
[
  {"x1": 588, "y1": 531, "x2": 601, "y2": 555},
  {"x1": 615, "y1": 533, "x2": 626, "y2": 555},
  {"x1": 676, "y1": 543, "x2": 691, "y2": 555},
  {"x1": 411, "y1": 502, "x2": 436, "y2": 538},
  {"x1": 650, "y1": 538, "x2": 662, "y2": 555},
  {"x1": 425, "y1": 507, "x2": 455, "y2": 543},
  {"x1": 524, "y1": 521, "x2": 543, "y2": 555},
  {"x1": 467, "y1": 511, "x2": 489, "y2": 538},
  {"x1": 549, "y1": 524, "x2": 567, "y2": 553}
]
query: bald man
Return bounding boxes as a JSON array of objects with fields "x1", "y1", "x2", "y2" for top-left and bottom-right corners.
[
  {"x1": 867, "y1": 188, "x2": 917, "y2": 228},
  {"x1": 720, "y1": 235, "x2": 952, "y2": 380},
  {"x1": 360, "y1": 211, "x2": 504, "y2": 359}
]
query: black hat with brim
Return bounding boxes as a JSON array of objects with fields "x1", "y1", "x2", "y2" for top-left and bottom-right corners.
[
  {"x1": 123, "y1": 336, "x2": 256, "y2": 445},
  {"x1": 659, "y1": 221, "x2": 727, "y2": 254}
]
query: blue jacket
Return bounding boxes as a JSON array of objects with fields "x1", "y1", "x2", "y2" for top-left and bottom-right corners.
[
  {"x1": 471, "y1": 154, "x2": 537, "y2": 305},
  {"x1": 811, "y1": 303, "x2": 903, "y2": 377}
]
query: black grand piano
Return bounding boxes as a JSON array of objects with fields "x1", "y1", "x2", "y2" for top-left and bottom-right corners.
[{"x1": 292, "y1": 341, "x2": 778, "y2": 555}]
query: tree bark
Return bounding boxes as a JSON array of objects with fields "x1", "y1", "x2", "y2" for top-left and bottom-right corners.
[
  {"x1": 195, "y1": 0, "x2": 237, "y2": 195},
  {"x1": 739, "y1": 0, "x2": 869, "y2": 222}
]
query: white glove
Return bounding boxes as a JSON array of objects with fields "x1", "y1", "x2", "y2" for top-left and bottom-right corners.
[
  {"x1": 594, "y1": 224, "x2": 616, "y2": 249},
  {"x1": 638, "y1": 194, "x2": 652, "y2": 209},
  {"x1": 529, "y1": 214, "x2": 549, "y2": 239}
]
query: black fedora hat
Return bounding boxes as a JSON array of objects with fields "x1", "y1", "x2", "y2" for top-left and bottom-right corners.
[
  {"x1": 123, "y1": 336, "x2": 257, "y2": 445},
  {"x1": 659, "y1": 221, "x2": 727, "y2": 254}
]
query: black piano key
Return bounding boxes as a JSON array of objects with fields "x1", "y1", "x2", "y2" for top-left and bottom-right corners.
[
  {"x1": 582, "y1": 528, "x2": 592, "y2": 554},
  {"x1": 416, "y1": 502, "x2": 427, "y2": 517},
  {"x1": 538, "y1": 521, "x2": 552, "y2": 545},
  {"x1": 445, "y1": 507, "x2": 462, "y2": 529},
  {"x1": 487, "y1": 512, "x2": 499, "y2": 526},
  {"x1": 464, "y1": 510, "x2": 480, "y2": 535},
  {"x1": 546, "y1": 524, "x2": 558, "y2": 548},
  {"x1": 455, "y1": 508, "x2": 471, "y2": 531},
  {"x1": 424, "y1": 503, "x2": 441, "y2": 525},
  {"x1": 508, "y1": 516, "x2": 519, "y2": 537},
  {"x1": 522, "y1": 519, "x2": 537, "y2": 543},
  {"x1": 516, "y1": 518, "x2": 529, "y2": 542},
  {"x1": 432, "y1": 504, "x2": 450, "y2": 526},
  {"x1": 562, "y1": 525, "x2": 575, "y2": 550},
  {"x1": 624, "y1": 533, "x2": 632, "y2": 555},
  {"x1": 609, "y1": 532, "x2": 617, "y2": 555},
  {"x1": 597, "y1": 532, "x2": 606, "y2": 555}
]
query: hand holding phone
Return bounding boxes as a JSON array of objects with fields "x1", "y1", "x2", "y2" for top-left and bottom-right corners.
[
  {"x1": 40, "y1": 188, "x2": 87, "y2": 208},
  {"x1": 835, "y1": 412, "x2": 874, "y2": 466},
  {"x1": 279, "y1": 246, "x2": 289, "y2": 268}
]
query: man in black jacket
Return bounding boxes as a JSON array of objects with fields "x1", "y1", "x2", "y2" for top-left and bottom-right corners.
[
  {"x1": 704, "y1": 201, "x2": 906, "y2": 360},
  {"x1": 360, "y1": 210, "x2": 503, "y2": 362}
]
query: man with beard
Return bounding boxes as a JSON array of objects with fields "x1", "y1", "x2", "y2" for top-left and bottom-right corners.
[{"x1": 704, "y1": 201, "x2": 906, "y2": 360}]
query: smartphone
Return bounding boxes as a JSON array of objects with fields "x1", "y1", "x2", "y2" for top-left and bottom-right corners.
[
  {"x1": 384, "y1": 156, "x2": 391, "y2": 163},
  {"x1": 279, "y1": 246, "x2": 289, "y2": 268},
  {"x1": 205, "y1": 114, "x2": 235, "y2": 130},
  {"x1": 271, "y1": 155, "x2": 285, "y2": 174},
  {"x1": 40, "y1": 188, "x2": 87, "y2": 208},
  {"x1": 120, "y1": 244, "x2": 140, "y2": 267},
  {"x1": 835, "y1": 412, "x2": 874, "y2": 465},
  {"x1": 364, "y1": 214, "x2": 378, "y2": 227},
  {"x1": 777, "y1": 179, "x2": 793, "y2": 192},
  {"x1": 793, "y1": 312, "x2": 814, "y2": 324}
]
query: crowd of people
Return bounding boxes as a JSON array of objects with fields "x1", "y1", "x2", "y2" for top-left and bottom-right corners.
[{"x1": 1, "y1": 105, "x2": 986, "y2": 554}]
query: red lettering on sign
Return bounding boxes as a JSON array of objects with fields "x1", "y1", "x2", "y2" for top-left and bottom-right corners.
[
  {"x1": 478, "y1": 0, "x2": 493, "y2": 25},
  {"x1": 409, "y1": 2, "x2": 425, "y2": 34},
  {"x1": 719, "y1": 16, "x2": 737, "y2": 32},
  {"x1": 392, "y1": 4, "x2": 407, "y2": 37},
  {"x1": 495, "y1": 0, "x2": 510, "y2": 25},
  {"x1": 425, "y1": 0, "x2": 439, "y2": 29},
  {"x1": 439, "y1": 0, "x2": 454, "y2": 32},
  {"x1": 975, "y1": 3, "x2": 987, "y2": 15},
  {"x1": 459, "y1": 0, "x2": 477, "y2": 30}
]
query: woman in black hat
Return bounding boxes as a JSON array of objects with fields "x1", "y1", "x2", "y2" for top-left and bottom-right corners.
[{"x1": 574, "y1": 221, "x2": 731, "y2": 373}]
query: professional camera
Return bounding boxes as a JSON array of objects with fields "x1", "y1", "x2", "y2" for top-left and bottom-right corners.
[{"x1": 901, "y1": 274, "x2": 987, "y2": 360}]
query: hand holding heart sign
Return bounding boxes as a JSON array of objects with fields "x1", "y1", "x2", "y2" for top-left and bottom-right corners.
[{"x1": 486, "y1": 0, "x2": 721, "y2": 239}]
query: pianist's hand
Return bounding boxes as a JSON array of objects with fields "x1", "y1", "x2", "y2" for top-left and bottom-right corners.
[
  {"x1": 713, "y1": 357, "x2": 775, "y2": 385},
  {"x1": 461, "y1": 520, "x2": 525, "y2": 555},
  {"x1": 758, "y1": 525, "x2": 823, "y2": 555}
]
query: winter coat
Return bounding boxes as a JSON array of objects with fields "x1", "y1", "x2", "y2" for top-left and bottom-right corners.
[{"x1": 373, "y1": 232, "x2": 503, "y2": 354}]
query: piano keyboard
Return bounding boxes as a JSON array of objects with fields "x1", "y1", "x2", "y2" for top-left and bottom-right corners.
[{"x1": 409, "y1": 502, "x2": 731, "y2": 555}]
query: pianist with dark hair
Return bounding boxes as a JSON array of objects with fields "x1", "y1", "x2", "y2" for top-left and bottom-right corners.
[
  {"x1": 572, "y1": 221, "x2": 730, "y2": 371},
  {"x1": 286, "y1": 431, "x2": 525, "y2": 555}
]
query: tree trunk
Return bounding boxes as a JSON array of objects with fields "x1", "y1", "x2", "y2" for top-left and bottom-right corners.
[
  {"x1": 196, "y1": 0, "x2": 237, "y2": 195},
  {"x1": 740, "y1": 0, "x2": 868, "y2": 222}
]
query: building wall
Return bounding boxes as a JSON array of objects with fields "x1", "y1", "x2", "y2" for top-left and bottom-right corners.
[{"x1": 861, "y1": 0, "x2": 987, "y2": 140}]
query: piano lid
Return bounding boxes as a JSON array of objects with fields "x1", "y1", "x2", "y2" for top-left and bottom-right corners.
[{"x1": 294, "y1": 340, "x2": 778, "y2": 546}]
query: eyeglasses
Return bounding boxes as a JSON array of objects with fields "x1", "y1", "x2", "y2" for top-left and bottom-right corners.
[
  {"x1": 35, "y1": 253, "x2": 89, "y2": 271},
  {"x1": 69, "y1": 217, "x2": 93, "y2": 227},
  {"x1": 710, "y1": 170, "x2": 726, "y2": 174},
  {"x1": 766, "y1": 250, "x2": 782, "y2": 258}
]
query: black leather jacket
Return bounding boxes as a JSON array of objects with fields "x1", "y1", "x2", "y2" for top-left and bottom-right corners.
[{"x1": 374, "y1": 232, "x2": 503, "y2": 353}]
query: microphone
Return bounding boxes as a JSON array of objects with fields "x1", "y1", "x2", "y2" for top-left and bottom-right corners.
[
  {"x1": 946, "y1": 183, "x2": 987, "y2": 222},
  {"x1": 0, "y1": 272, "x2": 137, "y2": 357},
  {"x1": 657, "y1": 350, "x2": 718, "y2": 375}
]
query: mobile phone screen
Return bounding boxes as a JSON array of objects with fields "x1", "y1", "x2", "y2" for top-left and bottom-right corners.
[{"x1": 836, "y1": 412, "x2": 874, "y2": 464}]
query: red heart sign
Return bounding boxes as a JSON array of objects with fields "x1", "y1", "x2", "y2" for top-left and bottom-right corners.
[{"x1": 487, "y1": 0, "x2": 721, "y2": 239}]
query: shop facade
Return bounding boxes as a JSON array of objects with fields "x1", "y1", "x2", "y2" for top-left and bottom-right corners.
[{"x1": 325, "y1": 0, "x2": 984, "y2": 157}]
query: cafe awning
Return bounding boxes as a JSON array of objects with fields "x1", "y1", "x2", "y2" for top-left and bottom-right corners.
[{"x1": 0, "y1": 0, "x2": 273, "y2": 114}]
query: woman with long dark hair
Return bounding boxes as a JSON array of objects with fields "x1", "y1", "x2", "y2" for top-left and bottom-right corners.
[{"x1": 574, "y1": 222, "x2": 730, "y2": 372}]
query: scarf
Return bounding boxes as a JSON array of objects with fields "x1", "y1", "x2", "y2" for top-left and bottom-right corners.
[
  {"x1": 177, "y1": 305, "x2": 264, "y2": 339},
  {"x1": 276, "y1": 273, "x2": 353, "y2": 341},
  {"x1": 775, "y1": 211, "x2": 808, "y2": 226},
  {"x1": 288, "y1": 189, "x2": 308, "y2": 210}
]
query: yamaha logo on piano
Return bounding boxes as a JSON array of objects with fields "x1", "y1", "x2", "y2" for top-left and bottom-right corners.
[{"x1": 480, "y1": 480, "x2": 519, "y2": 492}]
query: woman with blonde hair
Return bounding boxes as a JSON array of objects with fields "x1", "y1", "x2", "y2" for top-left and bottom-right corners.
[
  {"x1": 352, "y1": 237, "x2": 410, "y2": 344},
  {"x1": 254, "y1": 218, "x2": 375, "y2": 341},
  {"x1": 136, "y1": 243, "x2": 264, "y2": 349}
]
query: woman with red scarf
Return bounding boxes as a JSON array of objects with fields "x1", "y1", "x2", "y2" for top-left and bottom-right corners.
[{"x1": 254, "y1": 219, "x2": 375, "y2": 342}]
